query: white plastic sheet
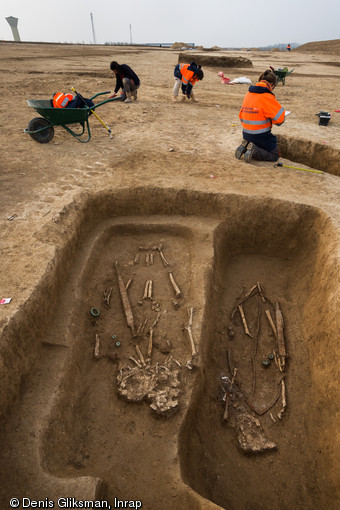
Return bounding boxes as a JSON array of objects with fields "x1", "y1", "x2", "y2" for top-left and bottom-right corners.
[{"x1": 228, "y1": 76, "x2": 252, "y2": 84}]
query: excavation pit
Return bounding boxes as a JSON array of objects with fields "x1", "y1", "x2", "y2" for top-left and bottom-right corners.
[
  {"x1": 0, "y1": 189, "x2": 339, "y2": 509},
  {"x1": 277, "y1": 134, "x2": 340, "y2": 176},
  {"x1": 178, "y1": 52, "x2": 253, "y2": 68}
]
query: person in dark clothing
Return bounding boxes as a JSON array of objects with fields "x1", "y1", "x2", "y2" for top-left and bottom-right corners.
[{"x1": 108, "y1": 61, "x2": 140, "y2": 103}]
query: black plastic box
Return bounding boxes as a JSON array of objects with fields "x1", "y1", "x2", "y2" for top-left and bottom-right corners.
[{"x1": 317, "y1": 111, "x2": 331, "y2": 126}]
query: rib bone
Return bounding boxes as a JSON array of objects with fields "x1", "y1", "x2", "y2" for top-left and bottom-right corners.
[
  {"x1": 257, "y1": 281, "x2": 266, "y2": 302},
  {"x1": 137, "y1": 318, "x2": 148, "y2": 336},
  {"x1": 103, "y1": 287, "x2": 113, "y2": 307},
  {"x1": 129, "y1": 356, "x2": 142, "y2": 368},
  {"x1": 265, "y1": 309, "x2": 277, "y2": 338},
  {"x1": 135, "y1": 344, "x2": 146, "y2": 367},
  {"x1": 146, "y1": 312, "x2": 162, "y2": 360},
  {"x1": 150, "y1": 312, "x2": 161, "y2": 330},
  {"x1": 245, "y1": 284, "x2": 258, "y2": 299}
]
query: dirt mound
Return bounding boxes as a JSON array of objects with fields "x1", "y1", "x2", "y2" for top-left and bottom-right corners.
[
  {"x1": 171, "y1": 42, "x2": 193, "y2": 50},
  {"x1": 196, "y1": 46, "x2": 221, "y2": 52},
  {"x1": 178, "y1": 52, "x2": 252, "y2": 67},
  {"x1": 295, "y1": 38, "x2": 340, "y2": 55}
]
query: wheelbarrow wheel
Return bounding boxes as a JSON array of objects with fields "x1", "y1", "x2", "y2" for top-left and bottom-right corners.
[{"x1": 27, "y1": 117, "x2": 54, "y2": 143}]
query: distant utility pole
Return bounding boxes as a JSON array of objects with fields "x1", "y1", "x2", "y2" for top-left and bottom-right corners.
[
  {"x1": 129, "y1": 24, "x2": 132, "y2": 45},
  {"x1": 90, "y1": 13, "x2": 96, "y2": 44}
]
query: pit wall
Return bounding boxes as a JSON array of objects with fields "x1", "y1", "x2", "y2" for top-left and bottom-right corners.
[
  {"x1": 277, "y1": 134, "x2": 340, "y2": 176},
  {"x1": 178, "y1": 52, "x2": 253, "y2": 68},
  {"x1": 299, "y1": 212, "x2": 340, "y2": 502},
  {"x1": 178, "y1": 201, "x2": 340, "y2": 509}
]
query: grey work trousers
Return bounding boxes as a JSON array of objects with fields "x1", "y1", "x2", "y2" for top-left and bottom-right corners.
[{"x1": 122, "y1": 77, "x2": 139, "y2": 94}]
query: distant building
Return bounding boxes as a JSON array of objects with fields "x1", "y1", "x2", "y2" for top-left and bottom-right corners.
[{"x1": 6, "y1": 16, "x2": 21, "y2": 42}]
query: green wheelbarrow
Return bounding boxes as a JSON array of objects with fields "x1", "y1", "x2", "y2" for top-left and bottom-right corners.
[
  {"x1": 24, "y1": 91, "x2": 122, "y2": 143},
  {"x1": 273, "y1": 67, "x2": 295, "y2": 86}
]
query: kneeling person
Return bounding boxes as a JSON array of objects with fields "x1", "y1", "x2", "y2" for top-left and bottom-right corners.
[
  {"x1": 108, "y1": 61, "x2": 140, "y2": 103},
  {"x1": 235, "y1": 70, "x2": 286, "y2": 163}
]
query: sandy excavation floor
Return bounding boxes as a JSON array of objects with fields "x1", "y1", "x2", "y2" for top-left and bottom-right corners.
[{"x1": 0, "y1": 42, "x2": 340, "y2": 510}]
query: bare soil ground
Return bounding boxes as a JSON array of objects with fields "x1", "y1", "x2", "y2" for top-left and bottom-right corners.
[
  {"x1": 296, "y1": 38, "x2": 340, "y2": 55},
  {"x1": 0, "y1": 42, "x2": 340, "y2": 510}
]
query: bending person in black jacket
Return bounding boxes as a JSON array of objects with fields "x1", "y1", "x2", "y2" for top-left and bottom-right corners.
[{"x1": 108, "y1": 61, "x2": 140, "y2": 103}]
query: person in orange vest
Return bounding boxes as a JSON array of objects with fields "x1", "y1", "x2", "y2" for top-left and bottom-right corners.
[
  {"x1": 172, "y1": 62, "x2": 204, "y2": 103},
  {"x1": 286, "y1": 43, "x2": 291, "y2": 52},
  {"x1": 52, "y1": 92, "x2": 94, "y2": 108},
  {"x1": 235, "y1": 69, "x2": 286, "y2": 163}
]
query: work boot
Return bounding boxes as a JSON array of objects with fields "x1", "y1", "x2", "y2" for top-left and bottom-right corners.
[
  {"x1": 244, "y1": 142, "x2": 255, "y2": 163},
  {"x1": 132, "y1": 89, "x2": 138, "y2": 101},
  {"x1": 190, "y1": 92, "x2": 198, "y2": 103},
  {"x1": 172, "y1": 95, "x2": 178, "y2": 102},
  {"x1": 235, "y1": 140, "x2": 249, "y2": 159},
  {"x1": 124, "y1": 92, "x2": 132, "y2": 103}
]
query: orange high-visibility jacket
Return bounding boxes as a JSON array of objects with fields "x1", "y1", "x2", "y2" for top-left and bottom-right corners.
[
  {"x1": 179, "y1": 63, "x2": 200, "y2": 86},
  {"x1": 52, "y1": 92, "x2": 75, "y2": 108},
  {"x1": 239, "y1": 81, "x2": 285, "y2": 135}
]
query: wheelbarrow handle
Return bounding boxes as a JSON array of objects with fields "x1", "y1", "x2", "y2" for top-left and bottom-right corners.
[
  {"x1": 89, "y1": 91, "x2": 111, "y2": 101},
  {"x1": 89, "y1": 92, "x2": 123, "y2": 104},
  {"x1": 71, "y1": 87, "x2": 112, "y2": 136}
]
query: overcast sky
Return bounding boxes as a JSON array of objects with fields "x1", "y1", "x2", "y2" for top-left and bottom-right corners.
[{"x1": 1, "y1": 0, "x2": 339, "y2": 48}]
